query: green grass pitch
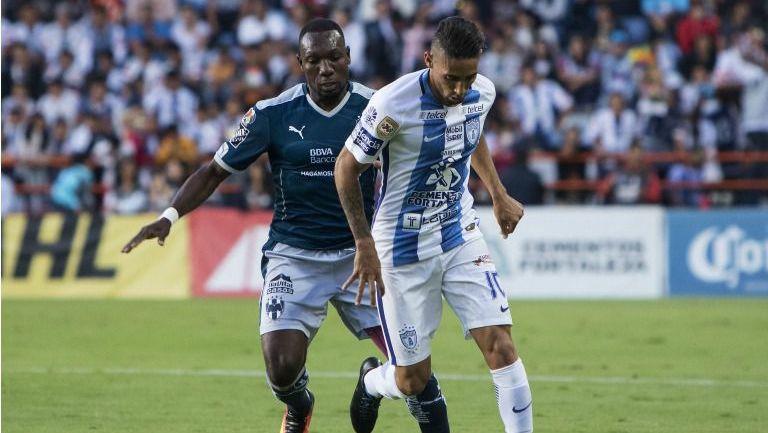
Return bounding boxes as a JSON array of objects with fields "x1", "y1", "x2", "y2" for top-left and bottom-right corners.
[{"x1": 2, "y1": 299, "x2": 767, "y2": 433}]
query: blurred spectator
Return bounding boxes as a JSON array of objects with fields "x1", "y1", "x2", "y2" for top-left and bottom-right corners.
[
  {"x1": 364, "y1": 0, "x2": 403, "y2": 83},
  {"x1": 637, "y1": 67, "x2": 678, "y2": 152},
  {"x1": 204, "y1": 45, "x2": 238, "y2": 103},
  {"x1": 154, "y1": 125, "x2": 198, "y2": 167},
  {"x1": 332, "y1": 8, "x2": 366, "y2": 79},
  {"x1": 83, "y1": 6, "x2": 128, "y2": 68},
  {"x1": 2, "y1": 43, "x2": 44, "y2": 98},
  {"x1": 2, "y1": 173, "x2": 21, "y2": 215},
  {"x1": 500, "y1": 145, "x2": 545, "y2": 205},
  {"x1": 6, "y1": 114, "x2": 56, "y2": 213},
  {"x1": 143, "y1": 70, "x2": 199, "y2": 131},
  {"x1": 556, "y1": 126, "x2": 590, "y2": 204},
  {"x1": 3, "y1": 106, "x2": 27, "y2": 152},
  {"x1": 47, "y1": 118, "x2": 70, "y2": 156},
  {"x1": 163, "y1": 157, "x2": 191, "y2": 190},
  {"x1": 512, "y1": 10, "x2": 536, "y2": 51},
  {"x1": 678, "y1": 34, "x2": 717, "y2": 78},
  {"x1": 529, "y1": 39, "x2": 558, "y2": 81},
  {"x1": 598, "y1": 143, "x2": 662, "y2": 205},
  {"x1": 237, "y1": 0, "x2": 289, "y2": 46},
  {"x1": 104, "y1": 157, "x2": 148, "y2": 214},
  {"x1": 3, "y1": 83, "x2": 36, "y2": 119},
  {"x1": 91, "y1": 51, "x2": 125, "y2": 94},
  {"x1": 676, "y1": 2, "x2": 719, "y2": 56},
  {"x1": 147, "y1": 170, "x2": 175, "y2": 212},
  {"x1": 122, "y1": 41, "x2": 167, "y2": 91},
  {"x1": 667, "y1": 147, "x2": 708, "y2": 207},
  {"x1": 171, "y1": 5, "x2": 211, "y2": 59},
  {"x1": 44, "y1": 49, "x2": 84, "y2": 90},
  {"x1": 509, "y1": 63, "x2": 573, "y2": 150},
  {"x1": 721, "y1": 1, "x2": 756, "y2": 39},
  {"x1": 585, "y1": 93, "x2": 639, "y2": 155},
  {"x1": 600, "y1": 30, "x2": 636, "y2": 101},
  {"x1": 714, "y1": 28, "x2": 768, "y2": 149},
  {"x1": 399, "y1": 3, "x2": 432, "y2": 75},
  {"x1": 557, "y1": 35, "x2": 601, "y2": 108},
  {"x1": 50, "y1": 154, "x2": 94, "y2": 212},
  {"x1": 190, "y1": 105, "x2": 225, "y2": 156},
  {"x1": 5, "y1": 5, "x2": 45, "y2": 51},
  {"x1": 82, "y1": 79, "x2": 124, "y2": 133},
  {"x1": 480, "y1": 33, "x2": 523, "y2": 94},
  {"x1": 125, "y1": 0, "x2": 176, "y2": 43},
  {"x1": 38, "y1": 4, "x2": 80, "y2": 64}
]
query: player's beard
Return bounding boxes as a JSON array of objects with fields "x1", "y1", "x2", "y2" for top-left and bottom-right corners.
[{"x1": 316, "y1": 80, "x2": 345, "y2": 102}]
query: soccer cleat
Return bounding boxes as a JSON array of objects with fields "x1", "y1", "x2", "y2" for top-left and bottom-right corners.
[
  {"x1": 280, "y1": 390, "x2": 314, "y2": 433},
  {"x1": 350, "y1": 357, "x2": 383, "y2": 433}
]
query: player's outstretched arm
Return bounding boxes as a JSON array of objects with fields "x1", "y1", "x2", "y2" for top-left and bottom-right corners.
[
  {"x1": 334, "y1": 147, "x2": 385, "y2": 306},
  {"x1": 470, "y1": 135, "x2": 524, "y2": 239},
  {"x1": 121, "y1": 161, "x2": 231, "y2": 253}
]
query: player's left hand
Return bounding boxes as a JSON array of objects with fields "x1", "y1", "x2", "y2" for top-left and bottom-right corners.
[
  {"x1": 342, "y1": 237, "x2": 385, "y2": 306},
  {"x1": 493, "y1": 194, "x2": 524, "y2": 239}
]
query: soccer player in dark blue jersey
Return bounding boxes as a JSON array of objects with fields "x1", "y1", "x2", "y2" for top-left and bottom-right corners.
[{"x1": 122, "y1": 18, "x2": 449, "y2": 433}]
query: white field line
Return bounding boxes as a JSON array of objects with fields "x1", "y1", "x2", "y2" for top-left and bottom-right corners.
[{"x1": 6, "y1": 367, "x2": 768, "y2": 389}]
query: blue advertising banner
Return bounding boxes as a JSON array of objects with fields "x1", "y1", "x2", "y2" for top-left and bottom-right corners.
[{"x1": 668, "y1": 210, "x2": 768, "y2": 296}]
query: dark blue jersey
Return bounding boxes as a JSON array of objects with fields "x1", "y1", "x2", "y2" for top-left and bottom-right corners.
[{"x1": 214, "y1": 82, "x2": 377, "y2": 250}]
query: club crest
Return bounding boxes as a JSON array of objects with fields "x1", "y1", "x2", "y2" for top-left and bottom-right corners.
[
  {"x1": 265, "y1": 297, "x2": 284, "y2": 320},
  {"x1": 465, "y1": 117, "x2": 480, "y2": 145},
  {"x1": 241, "y1": 107, "x2": 256, "y2": 126},
  {"x1": 376, "y1": 116, "x2": 399, "y2": 139},
  {"x1": 399, "y1": 326, "x2": 418, "y2": 350}
]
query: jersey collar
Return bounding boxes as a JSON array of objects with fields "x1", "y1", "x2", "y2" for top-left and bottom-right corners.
[{"x1": 304, "y1": 83, "x2": 352, "y2": 118}]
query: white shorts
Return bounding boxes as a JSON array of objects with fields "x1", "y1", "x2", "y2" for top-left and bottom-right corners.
[
  {"x1": 260, "y1": 242, "x2": 381, "y2": 340},
  {"x1": 377, "y1": 238, "x2": 513, "y2": 366}
]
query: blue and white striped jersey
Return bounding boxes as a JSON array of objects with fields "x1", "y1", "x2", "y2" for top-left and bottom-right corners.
[{"x1": 345, "y1": 69, "x2": 496, "y2": 267}]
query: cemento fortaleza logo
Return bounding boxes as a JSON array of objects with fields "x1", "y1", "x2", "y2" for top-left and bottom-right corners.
[{"x1": 687, "y1": 225, "x2": 768, "y2": 289}]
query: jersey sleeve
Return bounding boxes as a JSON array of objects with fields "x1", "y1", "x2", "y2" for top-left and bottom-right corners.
[
  {"x1": 344, "y1": 93, "x2": 401, "y2": 164},
  {"x1": 214, "y1": 106, "x2": 269, "y2": 173}
]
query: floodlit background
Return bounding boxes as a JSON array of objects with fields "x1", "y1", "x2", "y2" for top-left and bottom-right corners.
[{"x1": 2, "y1": 1, "x2": 767, "y2": 432}]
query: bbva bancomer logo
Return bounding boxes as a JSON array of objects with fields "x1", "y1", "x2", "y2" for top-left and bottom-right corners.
[{"x1": 686, "y1": 225, "x2": 768, "y2": 288}]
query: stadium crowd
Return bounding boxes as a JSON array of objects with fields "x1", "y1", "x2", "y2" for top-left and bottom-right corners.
[{"x1": 2, "y1": 0, "x2": 767, "y2": 215}]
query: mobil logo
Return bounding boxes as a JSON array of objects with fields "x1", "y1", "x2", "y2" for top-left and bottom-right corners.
[
  {"x1": 668, "y1": 210, "x2": 768, "y2": 296},
  {"x1": 687, "y1": 225, "x2": 768, "y2": 288}
]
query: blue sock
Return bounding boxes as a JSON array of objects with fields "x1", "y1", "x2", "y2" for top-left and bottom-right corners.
[{"x1": 405, "y1": 374, "x2": 450, "y2": 433}]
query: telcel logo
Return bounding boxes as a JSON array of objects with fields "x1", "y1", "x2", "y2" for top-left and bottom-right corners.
[{"x1": 687, "y1": 225, "x2": 768, "y2": 288}]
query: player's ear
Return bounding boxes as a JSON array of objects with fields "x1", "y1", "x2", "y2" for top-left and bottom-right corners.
[
  {"x1": 296, "y1": 53, "x2": 304, "y2": 70},
  {"x1": 346, "y1": 45, "x2": 351, "y2": 63},
  {"x1": 424, "y1": 50, "x2": 432, "y2": 69}
]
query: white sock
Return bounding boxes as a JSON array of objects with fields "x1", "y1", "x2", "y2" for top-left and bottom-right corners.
[
  {"x1": 363, "y1": 361, "x2": 406, "y2": 399},
  {"x1": 491, "y1": 358, "x2": 533, "y2": 433}
]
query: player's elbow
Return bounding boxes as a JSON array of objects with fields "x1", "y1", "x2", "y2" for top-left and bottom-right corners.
[{"x1": 334, "y1": 148, "x2": 360, "y2": 181}]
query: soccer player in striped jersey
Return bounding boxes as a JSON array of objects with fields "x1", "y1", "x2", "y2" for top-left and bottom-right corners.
[
  {"x1": 336, "y1": 17, "x2": 533, "y2": 433},
  {"x1": 123, "y1": 18, "x2": 448, "y2": 433}
]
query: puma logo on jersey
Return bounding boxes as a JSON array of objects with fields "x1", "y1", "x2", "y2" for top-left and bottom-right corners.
[{"x1": 289, "y1": 125, "x2": 306, "y2": 140}]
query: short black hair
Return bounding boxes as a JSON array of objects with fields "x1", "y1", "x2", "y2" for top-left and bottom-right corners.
[
  {"x1": 432, "y1": 16, "x2": 485, "y2": 59},
  {"x1": 298, "y1": 18, "x2": 345, "y2": 46}
]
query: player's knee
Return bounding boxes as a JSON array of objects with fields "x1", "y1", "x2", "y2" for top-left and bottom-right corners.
[
  {"x1": 396, "y1": 370, "x2": 430, "y2": 396},
  {"x1": 264, "y1": 351, "x2": 305, "y2": 388},
  {"x1": 482, "y1": 330, "x2": 518, "y2": 369}
]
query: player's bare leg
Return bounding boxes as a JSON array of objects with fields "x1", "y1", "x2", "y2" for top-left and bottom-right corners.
[
  {"x1": 353, "y1": 356, "x2": 450, "y2": 433},
  {"x1": 262, "y1": 330, "x2": 314, "y2": 433},
  {"x1": 471, "y1": 325, "x2": 533, "y2": 433}
]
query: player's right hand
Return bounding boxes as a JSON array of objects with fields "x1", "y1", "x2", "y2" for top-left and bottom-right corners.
[
  {"x1": 121, "y1": 218, "x2": 172, "y2": 253},
  {"x1": 342, "y1": 237, "x2": 385, "y2": 306}
]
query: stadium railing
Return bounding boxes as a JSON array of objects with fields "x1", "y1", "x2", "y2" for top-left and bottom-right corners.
[{"x1": 3, "y1": 151, "x2": 768, "y2": 196}]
